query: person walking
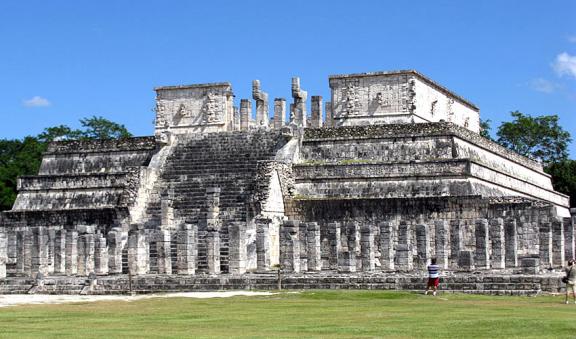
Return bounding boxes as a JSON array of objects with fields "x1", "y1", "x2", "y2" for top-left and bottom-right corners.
[
  {"x1": 564, "y1": 259, "x2": 576, "y2": 304},
  {"x1": 425, "y1": 258, "x2": 440, "y2": 296}
]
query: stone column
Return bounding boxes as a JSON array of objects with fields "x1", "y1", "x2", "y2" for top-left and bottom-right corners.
[
  {"x1": 273, "y1": 98, "x2": 286, "y2": 129},
  {"x1": 340, "y1": 222, "x2": 358, "y2": 273},
  {"x1": 474, "y1": 219, "x2": 489, "y2": 269},
  {"x1": 177, "y1": 224, "x2": 197, "y2": 275},
  {"x1": 539, "y1": 221, "x2": 553, "y2": 268},
  {"x1": 396, "y1": 221, "x2": 412, "y2": 271},
  {"x1": 156, "y1": 230, "x2": 172, "y2": 275},
  {"x1": 0, "y1": 230, "x2": 6, "y2": 278},
  {"x1": 240, "y1": 99, "x2": 251, "y2": 131},
  {"x1": 450, "y1": 220, "x2": 462, "y2": 269},
  {"x1": 490, "y1": 218, "x2": 505, "y2": 269},
  {"x1": 229, "y1": 222, "x2": 247, "y2": 274},
  {"x1": 564, "y1": 217, "x2": 575, "y2": 263},
  {"x1": 85, "y1": 233, "x2": 96, "y2": 275},
  {"x1": 252, "y1": 80, "x2": 269, "y2": 128},
  {"x1": 128, "y1": 225, "x2": 149, "y2": 275},
  {"x1": 415, "y1": 223, "x2": 430, "y2": 269},
  {"x1": 552, "y1": 218, "x2": 565, "y2": 267},
  {"x1": 280, "y1": 220, "x2": 300, "y2": 273},
  {"x1": 504, "y1": 219, "x2": 518, "y2": 267},
  {"x1": 65, "y1": 230, "x2": 78, "y2": 276},
  {"x1": 434, "y1": 220, "x2": 449, "y2": 269},
  {"x1": 206, "y1": 230, "x2": 220, "y2": 275},
  {"x1": 327, "y1": 222, "x2": 341, "y2": 270},
  {"x1": 34, "y1": 227, "x2": 50, "y2": 275},
  {"x1": 379, "y1": 221, "x2": 395, "y2": 271},
  {"x1": 306, "y1": 222, "x2": 322, "y2": 271},
  {"x1": 77, "y1": 234, "x2": 86, "y2": 276},
  {"x1": 94, "y1": 232, "x2": 109, "y2": 275},
  {"x1": 233, "y1": 106, "x2": 240, "y2": 131},
  {"x1": 458, "y1": 250, "x2": 474, "y2": 270},
  {"x1": 298, "y1": 222, "x2": 308, "y2": 271},
  {"x1": 107, "y1": 228, "x2": 123, "y2": 274},
  {"x1": 47, "y1": 229, "x2": 55, "y2": 274},
  {"x1": 53, "y1": 229, "x2": 66, "y2": 274},
  {"x1": 324, "y1": 101, "x2": 333, "y2": 128},
  {"x1": 291, "y1": 77, "x2": 307, "y2": 127},
  {"x1": 310, "y1": 96, "x2": 323, "y2": 128},
  {"x1": 256, "y1": 219, "x2": 271, "y2": 271},
  {"x1": 360, "y1": 224, "x2": 375, "y2": 271},
  {"x1": 160, "y1": 199, "x2": 175, "y2": 230}
]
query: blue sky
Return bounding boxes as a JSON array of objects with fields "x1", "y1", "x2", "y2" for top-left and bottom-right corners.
[{"x1": 1, "y1": 1, "x2": 575, "y2": 155}]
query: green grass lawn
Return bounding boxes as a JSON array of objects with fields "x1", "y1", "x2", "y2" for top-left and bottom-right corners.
[{"x1": 0, "y1": 291, "x2": 575, "y2": 338}]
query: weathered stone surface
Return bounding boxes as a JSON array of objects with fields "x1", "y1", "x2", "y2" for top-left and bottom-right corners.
[{"x1": 0, "y1": 69, "x2": 572, "y2": 293}]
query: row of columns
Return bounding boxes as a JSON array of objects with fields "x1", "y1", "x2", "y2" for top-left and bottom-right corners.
[
  {"x1": 235, "y1": 78, "x2": 328, "y2": 131},
  {"x1": 280, "y1": 216, "x2": 576, "y2": 273}
]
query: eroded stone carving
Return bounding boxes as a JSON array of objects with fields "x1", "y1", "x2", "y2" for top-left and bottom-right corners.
[{"x1": 202, "y1": 91, "x2": 221, "y2": 124}]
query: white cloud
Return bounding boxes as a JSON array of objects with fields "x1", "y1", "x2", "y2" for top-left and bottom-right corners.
[
  {"x1": 23, "y1": 96, "x2": 51, "y2": 107},
  {"x1": 529, "y1": 78, "x2": 558, "y2": 93},
  {"x1": 552, "y1": 52, "x2": 576, "y2": 79}
]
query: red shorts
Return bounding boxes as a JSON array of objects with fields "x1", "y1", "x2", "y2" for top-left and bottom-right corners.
[{"x1": 427, "y1": 277, "x2": 439, "y2": 288}]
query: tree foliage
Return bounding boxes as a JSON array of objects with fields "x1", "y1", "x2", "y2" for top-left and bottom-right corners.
[
  {"x1": 496, "y1": 111, "x2": 571, "y2": 164},
  {"x1": 0, "y1": 117, "x2": 132, "y2": 211},
  {"x1": 545, "y1": 160, "x2": 576, "y2": 208},
  {"x1": 479, "y1": 119, "x2": 492, "y2": 140}
]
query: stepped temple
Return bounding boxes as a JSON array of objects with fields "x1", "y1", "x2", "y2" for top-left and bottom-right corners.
[{"x1": 1, "y1": 70, "x2": 574, "y2": 294}]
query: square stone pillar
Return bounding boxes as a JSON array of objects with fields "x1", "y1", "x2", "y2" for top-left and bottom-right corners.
[
  {"x1": 449, "y1": 220, "x2": 462, "y2": 269},
  {"x1": 256, "y1": 219, "x2": 271, "y2": 271},
  {"x1": 33, "y1": 227, "x2": 50, "y2": 275},
  {"x1": 379, "y1": 221, "x2": 395, "y2": 271},
  {"x1": 291, "y1": 77, "x2": 307, "y2": 127},
  {"x1": 252, "y1": 80, "x2": 269, "y2": 128},
  {"x1": 396, "y1": 221, "x2": 412, "y2": 271},
  {"x1": 156, "y1": 230, "x2": 172, "y2": 275},
  {"x1": 233, "y1": 106, "x2": 240, "y2": 131},
  {"x1": 107, "y1": 228, "x2": 123, "y2": 274},
  {"x1": 339, "y1": 222, "x2": 358, "y2": 273},
  {"x1": 564, "y1": 217, "x2": 575, "y2": 262},
  {"x1": 324, "y1": 101, "x2": 333, "y2": 128},
  {"x1": 47, "y1": 229, "x2": 55, "y2": 274},
  {"x1": 229, "y1": 222, "x2": 247, "y2": 274},
  {"x1": 360, "y1": 224, "x2": 375, "y2": 272},
  {"x1": 306, "y1": 222, "x2": 322, "y2": 271},
  {"x1": 310, "y1": 96, "x2": 323, "y2": 128},
  {"x1": 0, "y1": 231, "x2": 7, "y2": 278},
  {"x1": 65, "y1": 230, "x2": 78, "y2": 276},
  {"x1": 177, "y1": 224, "x2": 197, "y2": 275},
  {"x1": 78, "y1": 233, "x2": 95, "y2": 276},
  {"x1": 53, "y1": 229, "x2": 66, "y2": 274},
  {"x1": 539, "y1": 221, "x2": 553, "y2": 268},
  {"x1": 298, "y1": 222, "x2": 308, "y2": 271},
  {"x1": 552, "y1": 218, "x2": 565, "y2": 267},
  {"x1": 474, "y1": 219, "x2": 489, "y2": 269},
  {"x1": 434, "y1": 220, "x2": 449, "y2": 269},
  {"x1": 490, "y1": 218, "x2": 505, "y2": 269},
  {"x1": 94, "y1": 232, "x2": 109, "y2": 275},
  {"x1": 504, "y1": 219, "x2": 518, "y2": 267},
  {"x1": 206, "y1": 230, "x2": 221, "y2": 275},
  {"x1": 240, "y1": 99, "x2": 251, "y2": 131},
  {"x1": 128, "y1": 225, "x2": 149, "y2": 275},
  {"x1": 327, "y1": 222, "x2": 341, "y2": 270},
  {"x1": 415, "y1": 223, "x2": 430, "y2": 269},
  {"x1": 273, "y1": 98, "x2": 286, "y2": 129},
  {"x1": 280, "y1": 220, "x2": 300, "y2": 273}
]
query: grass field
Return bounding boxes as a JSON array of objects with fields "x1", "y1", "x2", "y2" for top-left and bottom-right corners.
[{"x1": 0, "y1": 291, "x2": 575, "y2": 338}]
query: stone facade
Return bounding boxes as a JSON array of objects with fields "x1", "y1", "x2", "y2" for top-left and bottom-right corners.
[{"x1": 0, "y1": 70, "x2": 573, "y2": 293}]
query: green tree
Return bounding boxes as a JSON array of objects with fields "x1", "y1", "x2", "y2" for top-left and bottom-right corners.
[
  {"x1": 545, "y1": 160, "x2": 576, "y2": 208},
  {"x1": 496, "y1": 111, "x2": 571, "y2": 164},
  {"x1": 37, "y1": 124, "x2": 81, "y2": 142},
  {"x1": 479, "y1": 119, "x2": 492, "y2": 140},
  {"x1": 0, "y1": 137, "x2": 46, "y2": 210},
  {"x1": 78, "y1": 116, "x2": 132, "y2": 140}
]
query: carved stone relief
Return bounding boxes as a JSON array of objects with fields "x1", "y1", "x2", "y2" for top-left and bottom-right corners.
[
  {"x1": 344, "y1": 81, "x2": 360, "y2": 116},
  {"x1": 202, "y1": 91, "x2": 221, "y2": 124}
]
